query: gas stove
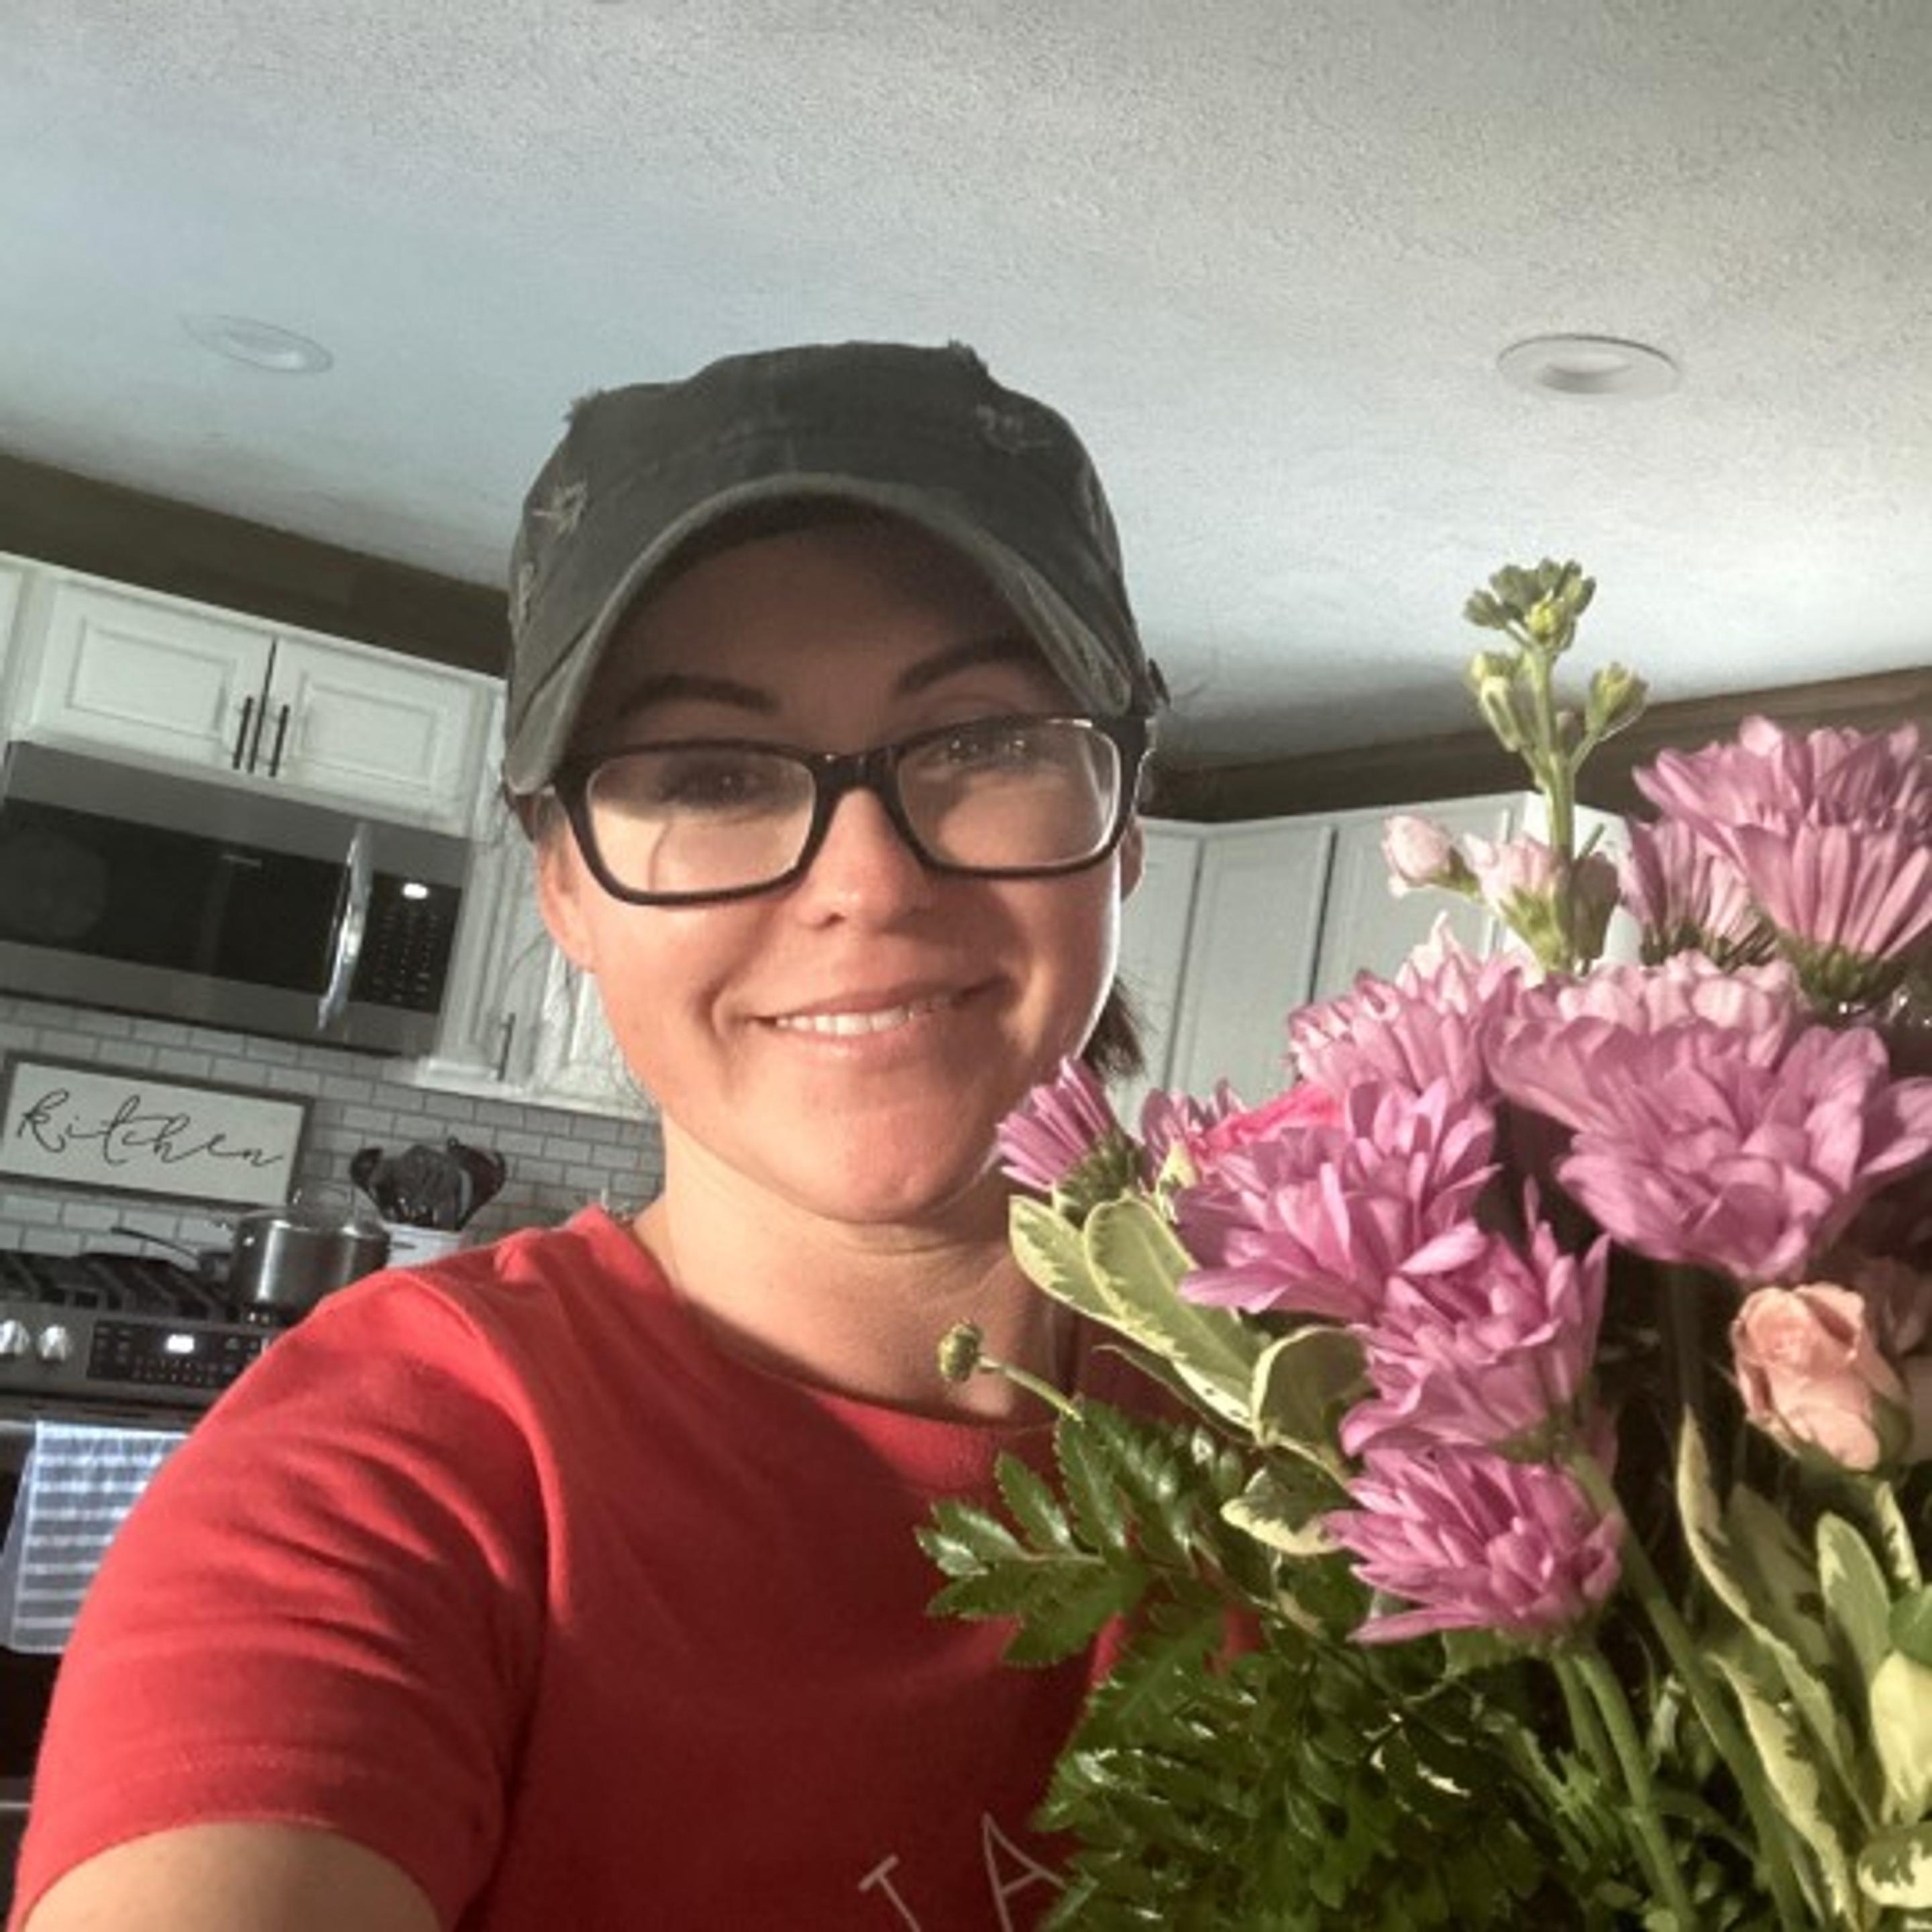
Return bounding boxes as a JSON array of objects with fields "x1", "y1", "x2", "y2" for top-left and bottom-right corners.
[{"x1": 0, "y1": 1251, "x2": 274, "y2": 1413}]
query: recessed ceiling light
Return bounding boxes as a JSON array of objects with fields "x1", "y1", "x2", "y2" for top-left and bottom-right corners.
[
  {"x1": 1497, "y1": 333, "x2": 1679, "y2": 400},
  {"x1": 183, "y1": 315, "x2": 334, "y2": 374}
]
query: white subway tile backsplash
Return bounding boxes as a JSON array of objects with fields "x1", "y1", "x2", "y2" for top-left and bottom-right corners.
[{"x1": 0, "y1": 993, "x2": 662, "y2": 1255}]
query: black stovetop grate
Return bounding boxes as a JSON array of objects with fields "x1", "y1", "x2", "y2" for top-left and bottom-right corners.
[{"x1": 0, "y1": 1251, "x2": 234, "y2": 1323}]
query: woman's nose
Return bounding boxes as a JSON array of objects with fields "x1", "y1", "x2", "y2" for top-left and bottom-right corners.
[{"x1": 789, "y1": 784, "x2": 937, "y2": 921}]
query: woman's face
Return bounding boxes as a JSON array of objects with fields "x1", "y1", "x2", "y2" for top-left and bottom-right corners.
[{"x1": 537, "y1": 517, "x2": 1141, "y2": 1230}]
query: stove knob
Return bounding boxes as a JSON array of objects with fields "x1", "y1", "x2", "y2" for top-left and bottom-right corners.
[
  {"x1": 36, "y1": 1324, "x2": 73, "y2": 1365},
  {"x1": 0, "y1": 1320, "x2": 31, "y2": 1359}
]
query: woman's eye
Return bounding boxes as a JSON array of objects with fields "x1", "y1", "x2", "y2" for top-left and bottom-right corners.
[
  {"x1": 937, "y1": 722, "x2": 1047, "y2": 769},
  {"x1": 603, "y1": 751, "x2": 790, "y2": 814}
]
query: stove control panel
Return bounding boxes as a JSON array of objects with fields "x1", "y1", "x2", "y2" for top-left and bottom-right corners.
[{"x1": 88, "y1": 1318, "x2": 268, "y2": 1397}]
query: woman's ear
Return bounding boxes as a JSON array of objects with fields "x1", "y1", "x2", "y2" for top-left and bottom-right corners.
[{"x1": 535, "y1": 830, "x2": 597, "y2": 972}]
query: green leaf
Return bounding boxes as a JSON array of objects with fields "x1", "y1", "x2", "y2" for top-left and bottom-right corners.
[
  {"x1": 1858, "y1": 1821, "x2": 1932, "y2": 1909},
  {"x1": 1709, "y1": 1649, "x2": 1861, "y2": 1922},
  {"x1": 1000, "y1": 1560, "x2": 1149, "y2": 1667},
  {"x1": 1726, "y1": 1484, "x2": 1833, "y2": 1676},
  {"x1": 1677, "y1": 1419, "x2": 1861, "y2": 1801},
  {"x1": 1082, "y1": 1196, "x2": 1261, "y2": 1424},
  {"x1": 1055, "y1": 1412, "x2": 1128, "y2": 1556},
  {"x1": 1011, "y1": 1194, "x2": 1120, "y2": 1326},
  {"x1": 1222, "y1": 1462, "x2": 1344, "y2": 1559},
  {"x1": 1894, "y1": 1588, "x2": 1932, "y2": 1671},
  {"x1": 1819, "y1": 1512, "x2": 1896, "y2": 1690},
  {"x1": 995, "y1": 1452, "x2": 1077, "y2": 1554},
  {"x1": 1676, "y1": 1415, "x2": 1758, "y2": 1631},
  {"x1": 918, "y1": 1499, "x2": 1024, "y2": 1576},
  {"x1": 1248, "y1": 1325, "x2": 1364, "y2": 1455},
  {"x1": 1869, "y1": 1482, "x2": 1923, "y2": 1593},
  {"x1": 1870, "y1": 1651, "x2": 1932, "y2": 1824}
]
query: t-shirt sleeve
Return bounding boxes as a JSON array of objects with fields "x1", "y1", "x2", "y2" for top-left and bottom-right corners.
[{"x1": 9, "y1": 1274, "x2": 547, "y2": 1932}]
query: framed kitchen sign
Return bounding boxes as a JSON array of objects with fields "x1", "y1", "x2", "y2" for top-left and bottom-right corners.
[{"x1": 0, "y1": 1056, "x2": 310, "y2": 1208}]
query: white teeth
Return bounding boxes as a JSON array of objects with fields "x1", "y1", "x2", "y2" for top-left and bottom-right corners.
[{"x1": 772, "y1": 996, "x2": 952, "y2": 1036}]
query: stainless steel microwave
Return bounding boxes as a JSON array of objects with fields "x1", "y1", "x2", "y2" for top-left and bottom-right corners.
[{"x1": 0, "y1": 741, "x2": 470, "y2": 1055}]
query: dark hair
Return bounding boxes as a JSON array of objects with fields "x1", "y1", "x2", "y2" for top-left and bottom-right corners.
[{"x1": 1081, "y1": 980, "x2": 1146, "y2": 1084}]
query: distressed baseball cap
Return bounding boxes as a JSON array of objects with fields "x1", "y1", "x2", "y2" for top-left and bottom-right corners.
[{"x1": 501, "y1": 340, "x2": 1165, "y2": 795}]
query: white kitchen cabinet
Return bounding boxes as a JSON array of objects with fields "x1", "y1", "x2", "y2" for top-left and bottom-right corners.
[
  {"x1": 15, "y1": 573, "x2": 494, "y2": 834},
  {"x1": 1112, "y1": 823, "x2": 1203, "y2": 1124},
  {"x1": 0, "y1": 558, "x2": 25, "y2": 686},
  {"x1": 1157, "y1": 818, "x2": 1333, "y2": 1108},
  {"x1": 241, "y1": 635, "x2": 494, "y2": 830},
  {"x1": 398, "y1": 811, "x2": 645, "y2": 1119},
  {"x1": 1120, "y1": 791, "x2": 1637, "y2": 1119},
  {"x1": 1310, "y1": 796, "x2": 1512, "y2": 1000}
]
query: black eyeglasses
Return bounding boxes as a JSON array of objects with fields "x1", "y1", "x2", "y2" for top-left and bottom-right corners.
[{"x1": 549, "y1": 712, "x2": 1148, "y2": 906}]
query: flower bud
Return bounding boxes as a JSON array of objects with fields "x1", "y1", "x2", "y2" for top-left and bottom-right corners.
[
  {"x1": 1381, "y1": 814, "x2": 1473, "y2": 897},
  {"x1": 1585, "y1": 662, "x2": 1648, "y2": 739},
  {"x1": 1731, "y1": 1284, "x2": 1912, "y2": 1472},
  {"x1": 1465, "y1": 648, "x2": 1520, "y2": 689},
  {"x1": 937, "y1": 1322, "x2": 985, "y2": 1384},
  {"x1": 1473, "y1": 674, "x2": 1531, "y2": 754}
]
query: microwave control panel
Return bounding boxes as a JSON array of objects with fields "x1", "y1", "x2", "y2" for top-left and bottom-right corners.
[{"x1": 353, "y1": 875, "x2": 463, "y2": 1012}]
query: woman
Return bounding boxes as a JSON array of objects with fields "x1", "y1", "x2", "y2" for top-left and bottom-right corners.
[{"x1": 13, "y1": 341, "x2": 1167, "y2": 1931}]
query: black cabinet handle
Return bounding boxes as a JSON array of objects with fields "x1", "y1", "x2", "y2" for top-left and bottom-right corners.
[
  {"x1": 494, "y1": 1013, "x2": 517, "y2": 1084},
  {"x1": 267, "y1": 702, "x2": 292, "y2": 777},
  {"x1": 230, "y1": 695, "x2": 256, "y2": 769}
]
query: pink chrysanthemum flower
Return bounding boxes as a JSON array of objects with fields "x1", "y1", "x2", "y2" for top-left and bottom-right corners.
[
  {"x1": 1487, "y1": 956, "x2": 1804, "y2": 1136},
  {"x1": 1138, "y1": 1081, "x2": 1241, "y2": 1183},
  {"x1": 997, "y1": 1058, "x2": 1140, "y2": 1212},
  {"x1": 1340, "y1": 1218, "x2": 1609, "y2": 1458},
  {"x1": 1325, "y1": 1446, "x2": 1623, "y2": 1645},
  {"x1": 1491, "y1": 971, "x2": 1932, "y2": 1283},
  {"x1": 1635, "y1": 716, "x2": 1932, "y2": 980},
  {"x1": 1288, "y1": 926, "x2": 1528, "y2": 1105},
  {"x1": 1175, "y1": 1079, "x2": 1497, "y2": 1322},
  {"x1": 1619, "y1": 818, "x2": 1772, "y2": 969}
]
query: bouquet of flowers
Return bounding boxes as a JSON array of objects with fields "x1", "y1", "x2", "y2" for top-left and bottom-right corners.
[{"x1": 923, "y1": 561, "x2": 1932, "y2": 1930}]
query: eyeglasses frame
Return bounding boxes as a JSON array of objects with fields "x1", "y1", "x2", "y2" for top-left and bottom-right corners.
[{"x1": 547, "y1": 710, "x2": 1151, "y2": 907}]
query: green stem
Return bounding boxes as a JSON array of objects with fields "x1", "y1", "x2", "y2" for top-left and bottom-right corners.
[
  {"x1": 1571, "y1": 1647, "x2": 1699, "y2": 1928},
  {"x1": 1517, "y1": 645, "x2": 1585, "y2": 972},
  {"x1": 1566, "y1": 1450, "x2": 1813, "y2": 1932},
  {"x1": 1658, "y1": 1263, "x2": 1710, "y2": 1458},
  {"x1": 975, "y1": 1352, "x2": 1084, "y2": 1424},
  {"x1": 1554, "y1": 1653, "x2": 1617, "y2": 1782}
]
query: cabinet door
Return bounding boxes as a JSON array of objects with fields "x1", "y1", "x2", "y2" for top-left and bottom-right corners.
[
  {"x1": 27, "y1": 581, "x2": 270, "y2": 771},
  {"x1": 1166, "y1": 821, "x2": 1332, "y2": 1106},
  {"x1": 1112, "y1": 822, "x2": 1201, "y2": 1124},
  {"x1": 266, "y1": 638, "x2": 494, "y2": 832},
  {"x1": 527, "y1": 952, "x2": 643, "y2": 1116},
  {"x1": 0, "y1": 559, "x2": 23, "y2": 686},
  {"x1": 1311, "y1": 797, "x2": 1513, "y2": 1000}
]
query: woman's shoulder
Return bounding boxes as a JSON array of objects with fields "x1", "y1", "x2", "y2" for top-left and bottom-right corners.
[
  {"x1": 311, "y1": 1204, "x2": 667, "y2": 1349},
  {"x1": 207, "y1": 1205, "x2": 680, "y2": 1439}
]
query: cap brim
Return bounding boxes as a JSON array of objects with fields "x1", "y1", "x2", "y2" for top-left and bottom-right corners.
[{"x1": 502, "y1": 473, "x2": 1136, "y2": 795}]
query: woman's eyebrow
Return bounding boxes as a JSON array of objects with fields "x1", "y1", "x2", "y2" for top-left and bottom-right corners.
[
  {"x1": 610, "y1": 672, "x2": 777, "y2": 722},
  {"x1": 893, "y1": 634, "x2": 1048, "y2": 697}
]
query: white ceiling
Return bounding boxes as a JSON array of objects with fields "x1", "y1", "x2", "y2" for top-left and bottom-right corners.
[{"x1": 3, "y1": 0, "x2": 1929, "y2": 769}]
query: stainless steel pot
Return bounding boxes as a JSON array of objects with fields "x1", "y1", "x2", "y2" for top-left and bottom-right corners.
[{"x1": 227, "y1": 1198, "x2": 390, "y2": 1319}]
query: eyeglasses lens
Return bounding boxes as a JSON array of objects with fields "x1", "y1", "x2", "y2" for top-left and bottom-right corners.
[{"x1": 581, "y1": 718, "x2": 1123, "y2": 898}]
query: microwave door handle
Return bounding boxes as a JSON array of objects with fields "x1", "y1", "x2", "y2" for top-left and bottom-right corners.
[{"x1": 319, "y1": 824, "x2": 373, "y2": 1032}]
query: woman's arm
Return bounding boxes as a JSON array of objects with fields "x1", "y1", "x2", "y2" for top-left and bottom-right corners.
[
  {"x1": 20, "y1": 1816, "x2": 442, "y2": 1924},
  {"x1": 23, "y1": 1822, "x2": 440, "y2": 1932}
]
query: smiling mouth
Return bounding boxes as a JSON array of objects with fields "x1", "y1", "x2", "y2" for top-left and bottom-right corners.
[{"x1": 769, "y1": 993, "x2": 962, "y2": 1038}]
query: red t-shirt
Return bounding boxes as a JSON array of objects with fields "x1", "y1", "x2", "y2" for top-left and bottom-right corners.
[{"x1": 14, "y1": 1208, "x2": 1141, "y2": 1931}]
